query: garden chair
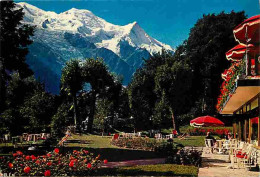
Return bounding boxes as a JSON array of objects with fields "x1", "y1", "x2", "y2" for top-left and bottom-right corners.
[
  {"x1": 215, "y1": 140, "x2": 224, "y2": 154},
  {"x1": 205, "y1": 139, "x2": 214, "y2": 154},
  {"x1": 232, "y1": 143, "x2": 250, "y2": 163},
  {"x1": 236, "y1": 144, "x2": 254, "y2": 169},
  {"x1": 222, "y1": 140, "x2": 230, "y2": 154}
]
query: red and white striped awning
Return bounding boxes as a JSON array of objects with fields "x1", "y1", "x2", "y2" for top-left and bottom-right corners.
[
  {"x1": 233, "y1": 15, "x2": 260, "y2": 45},
  {"x1": 225, "y1": 44, "x2": 254, "y2": 61}
]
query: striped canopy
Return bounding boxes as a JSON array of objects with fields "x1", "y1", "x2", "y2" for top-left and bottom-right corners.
[
  {"x1": 226, "y1": 44, "x2": 255, "y2": 61},
  {"x1": 233, "y1": 15, "x2": 260, "y2": 45}
]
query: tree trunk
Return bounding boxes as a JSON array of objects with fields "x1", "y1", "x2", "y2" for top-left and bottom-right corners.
[
  {"x1": 0, "y1": 60, "x2": 6, "y2": 113},
  {"x1": 170, "y1": 108, "x2": 176, "y2": 130},
  {"x1": 72, "y1": 93, "x2": 80, "y2": 132},
  {"x1": 170, "y1": 108, "x2": 179, "y2": 132},
  {"x1": 87, "y1": 91, "x2": 96, "y2": 133}
]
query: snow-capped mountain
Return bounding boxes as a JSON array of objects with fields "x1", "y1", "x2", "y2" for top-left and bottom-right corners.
[{"x1": 17, "y1": 2, "x2": 174, "y2": 94}]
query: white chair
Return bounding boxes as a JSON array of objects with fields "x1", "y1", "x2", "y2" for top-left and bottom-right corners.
[
  {"x1": 236, "y1": 144, "x2": 254, "y2": 168},
  {"x1": 205, "y1": 139, "x2": 214, "y2": 154}
]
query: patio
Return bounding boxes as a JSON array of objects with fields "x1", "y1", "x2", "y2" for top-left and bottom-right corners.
[{"x1": 199, "y1": 147, "x2": 260, "y2": 177}]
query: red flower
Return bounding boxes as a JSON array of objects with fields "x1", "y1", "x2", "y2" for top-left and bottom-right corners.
[
  {"x1": 17, "y1": 151, "x2": 23, "y2": 155},
  {"x1": 35, "y1": 160, "x2": 41, "y2": 165},
  {"x1": 8, "y1": 163, "x2": 13, "y2": 169},
  {"x1": 103, "y1": 159, "x2": 108, "y2": 164},
  {"x1": 25, "y1": 156, "x2": 30, "y2": 160},
  {"x1": 69, "y1": 160, "x2": 74, "y2": 167},
  {"x1": 73, "y1": 150, "x2": 78, "y2": 154},
  {"x1": 87, "y1": 163, "x2": 92, "y2": 168},
  {"x1": 47, "y1": 153, "x2": 52, "y2": 158},
  {"x1": 47, "y1": 161, "x2": 52, "y2": 166},
  {"x1": 44, "y1": 170, "x2": 51, "y2": 176},
  {"x1": 13, "y1": 153, "x2": 17, "y2": 157},
  {"x1": 54, "y1": 148, "x2": 59, "y2": 154},
  {"x1": 96, "y1": 154, "x2": 100, "y2": 160},
  {"x1": 24, "y1": 166, "x2": 31, "y2": 173},
  {"x1": 31, "y1": 155, "x2": 36, "y2": 160}
]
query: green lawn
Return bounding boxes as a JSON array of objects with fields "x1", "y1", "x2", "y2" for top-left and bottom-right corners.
[
  {"x1": 62, "y1": 134, "x2": 160, "y2": 162},
  {"x1": 95, "y1": 164, "x2": 198, "y2": 176},
  {"x1": 173, "y1": 136, "x2": 205, "y2": 147}
]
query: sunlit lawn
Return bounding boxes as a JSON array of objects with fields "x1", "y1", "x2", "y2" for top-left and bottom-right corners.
[{"x1": 173, "y1": 136, "x2": 206, "y2": 147}]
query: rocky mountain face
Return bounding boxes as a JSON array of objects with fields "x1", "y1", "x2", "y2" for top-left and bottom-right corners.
[{"x1": 17, "y1": 2, "x2": 174, "y2": 94}]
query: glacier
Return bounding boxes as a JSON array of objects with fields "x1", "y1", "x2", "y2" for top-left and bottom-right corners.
[{"x1": 17, "y1": 2, "x2": 174, "y2": 94}]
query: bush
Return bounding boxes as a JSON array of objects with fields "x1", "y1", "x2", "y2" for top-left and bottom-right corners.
[
  {"x1": 0, "y1": 148, "x2": 105, "y2": 176},
  {"x1": 154, "y1": 141, "x2": 183, "y2": 156},
  {"x1": 166, "y1": 148, "x2": 202, "y2": 167},
  {"x1": 111, "y1": 137, "x2": 160, "y2": 151}
]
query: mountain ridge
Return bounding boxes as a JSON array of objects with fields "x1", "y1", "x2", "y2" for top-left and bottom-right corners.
[{"x1": 16, "y1": 2, "x2": 174, "y2": 94}]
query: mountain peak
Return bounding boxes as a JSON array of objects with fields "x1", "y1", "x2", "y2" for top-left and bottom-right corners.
[
  {"x1": 18, "y1": 2, "x2": 174, "y2": 54},
  {"x1": 63, "y1": 7, "x2": 94, "y2": 16}
]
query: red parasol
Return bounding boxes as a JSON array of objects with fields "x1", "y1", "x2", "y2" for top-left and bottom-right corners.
[
  {"x1": 190, "y1": 115, "x2": 224, "y2": 127},
  {"x1": 233, "y1": 15, "x2": 260, "y2": 45},
  {"x1": 225, "y1": 44, "x2": 255, "y2": 61},
  {"x1": 250, "y1": 117, "x2": 259, "y2": 124}
]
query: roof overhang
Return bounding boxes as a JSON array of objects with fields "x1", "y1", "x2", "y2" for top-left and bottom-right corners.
[{"x1": 220, "y1": 79, "x2": 260, "y2": 114}]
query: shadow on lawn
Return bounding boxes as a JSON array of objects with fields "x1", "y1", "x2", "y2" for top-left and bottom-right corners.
[{"x1": 61, "y1": 147, "x2": 163, "y2": 162}]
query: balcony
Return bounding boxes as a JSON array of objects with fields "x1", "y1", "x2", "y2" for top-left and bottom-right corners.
[{"x1": 219, "y1": 56, "x2": 260, "y2": 115}]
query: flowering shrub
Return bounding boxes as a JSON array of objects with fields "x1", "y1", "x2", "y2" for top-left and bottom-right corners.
[
  {"x1": 166, "y1": 148, "x2": 202, "y2": 167},
  {"x1": 111, "y1": 137, "x2": 160, "y2": 151},
  {"x1": 182, "y1": 126, "x2": 232, "y2": 137},
  {"x1": 216, "y1": 60, "x2": 245, "y2": 112},
  {"x1": 0, "y1": 148, "x2": 107, "y2": 176}
]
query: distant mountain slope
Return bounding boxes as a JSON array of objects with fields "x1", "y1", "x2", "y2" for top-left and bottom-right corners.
[{"x1": 17, "y1": 2, "x2": 174, "y2": 94}]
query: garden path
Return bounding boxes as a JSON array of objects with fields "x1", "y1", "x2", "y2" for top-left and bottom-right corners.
[
  {"x1": 198, "y1": 147, "x2": 260, "y2": 177},
  {"x1": 101, "y1": 158, "x2": 166, "y2": 168}
]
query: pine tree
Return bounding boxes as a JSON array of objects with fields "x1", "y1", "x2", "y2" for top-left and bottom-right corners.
[{"x1": 0, "y1": 0, "x2": 34, "y2": 112}]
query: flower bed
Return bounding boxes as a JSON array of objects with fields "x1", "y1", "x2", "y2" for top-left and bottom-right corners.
[
  {"x1": 111, "y1": 137, "x2": 160, "y2": 151},
  {"x1": 181, "y1": 126, "x2": 232, "y2": 137},
  {"x1": 0, "y1": 148, "x2": 107, "y2": 176}
]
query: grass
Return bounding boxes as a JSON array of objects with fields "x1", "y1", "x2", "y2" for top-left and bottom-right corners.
[
  {"x1": 62, "y1": 134, "x2": 161, "y2": 162},
  {"x1": 66, "y1": 134, "x2": 115, "y2": 148},
  {"x1": 173, "y1": 136, "x2": 205, "y2": 147},
  {"x1": 95, "y1": 164, "x2": 199, "y2": 176}
]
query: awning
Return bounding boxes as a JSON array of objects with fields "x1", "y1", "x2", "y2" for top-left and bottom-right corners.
[
  {"x1": 233, "y1": 15, "x2": 260, "y2": 45},
  {"x1": 225, "y1": 44, "x2": 255, "y2": 61},
  {"x1": 251, "y1": 117, "x2": 259, "y2": 124}
]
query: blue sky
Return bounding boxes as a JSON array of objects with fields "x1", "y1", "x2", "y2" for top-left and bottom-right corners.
[{"x1": 15, "y1": 0, "x2": 259, "y2": 48}]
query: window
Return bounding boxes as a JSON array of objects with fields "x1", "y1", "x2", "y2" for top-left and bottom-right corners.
[{"x1": 251, "y1": 97, "x2": 258, "y2": 110}]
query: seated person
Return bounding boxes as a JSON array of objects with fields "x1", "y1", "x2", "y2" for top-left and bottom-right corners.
[
  {"x1": 227, "y1": 132, "x2": 232, "y2": 140},
  {"x1": 205, "y1": 132, "x2": 216, "y2": 147}
]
